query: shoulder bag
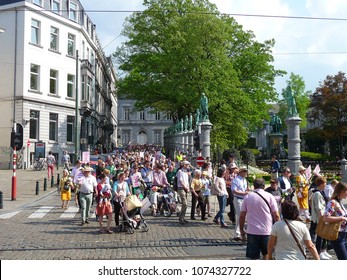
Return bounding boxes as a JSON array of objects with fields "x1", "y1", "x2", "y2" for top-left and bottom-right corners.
[
  {"x1": 284, "y1": 219, "x2": 306, "y2": 259},
  {"x1": 210, "y1": 178, "x2": 219, "y2": 195},
  {"x1": 254, "y1": 191, "x2": 275, "y2": 224},
  {"x1": 316, "y1": 200, "x2": 343, "y2": 241}
]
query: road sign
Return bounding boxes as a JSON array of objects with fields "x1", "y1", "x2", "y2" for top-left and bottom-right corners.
[
  {"x1": 27, "y1": 139, "x2": 30, "y2": 146},
  {"x1": 196, "y1": 156, "x2": 205, "y2": 166}
]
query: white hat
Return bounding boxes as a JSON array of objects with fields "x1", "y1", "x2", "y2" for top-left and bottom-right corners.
[
  {"x1": 298, "y1": 166, "x2": 306, "y2": 172},
  {"x1": 228, "y1": 163, "x2": 237, "y2": 169},
  {"x1": 182, "y1": 160, "x2": 190, "y2": 165}
]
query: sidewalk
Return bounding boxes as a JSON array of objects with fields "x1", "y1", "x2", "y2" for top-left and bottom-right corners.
[{"x1": 0, "y1": 167, "x2": 61, "y2": 212}]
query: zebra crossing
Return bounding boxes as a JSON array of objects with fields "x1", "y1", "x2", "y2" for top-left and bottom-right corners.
[{"x1": 0, "y1": 206, "x2": 96, "y2": 220}]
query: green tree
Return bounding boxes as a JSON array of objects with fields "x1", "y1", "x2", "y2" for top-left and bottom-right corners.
[
  {"x1": 277, "y1": 73, "x2": 310, "y2": 129},
  {"x1": 114, "y1": 0, "x2": 284, "y2": 149},
  {"x1": 308, "y1": 71, "x2": 347, "y2": 156}
]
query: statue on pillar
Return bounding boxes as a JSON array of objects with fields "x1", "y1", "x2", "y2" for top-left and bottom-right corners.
[
  {"x1": 188, "y1": 113, "x2": 193, "y2": 131},
  {"x1": 184, "y1": 116, "x2": 188, "y2": 132},
  {"x1": 179, "y1": 118, "x2": 184, "y2": 132},
  {"x1": 270, "y1": 114, "x2": 282, "y2": 133},
  {"x1": 195, "y1": 108, "x2": 200, "y2": 127},
  {"x1": 199, "y1": 93, "x2": 209, "y2": 121},
  {"x1": 286, "y1": 86, "x2": 298, "y2": 117}
]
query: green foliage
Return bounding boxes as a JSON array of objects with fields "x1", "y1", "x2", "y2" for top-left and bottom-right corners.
[
  {"x1": 240, "y1": 148, "x2": 256, "y2": 166},
  {"x1": 300, "y1": 151, "x2": 334, "y2": 161},
  {"x1": 114, "y1": 0, "x2": 284, "y2": 148},
  {"x1": 308, "y1": 71, "x2": 347, "y2": 156}
]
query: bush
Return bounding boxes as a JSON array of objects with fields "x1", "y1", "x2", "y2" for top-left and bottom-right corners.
[
  {"x1": 240, "y1": 148, "x2": 256, "y2": 166},
  {"x1": 262, "y1": 175, "x2": 271, "y2": 181},
  {"x1": 300, "y1": 151, "x2": 334, "y2": 161}
]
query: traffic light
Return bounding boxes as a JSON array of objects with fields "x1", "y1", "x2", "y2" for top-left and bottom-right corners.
[
  {"x1": 193, "y1": 130, "x2": 200, "y2": 150},
  {"x1": 10, "y1": 123, "x2": 24, "y2": 150}
]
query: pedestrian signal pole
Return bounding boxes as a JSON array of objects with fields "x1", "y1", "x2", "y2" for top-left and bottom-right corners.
[{"x1": 10, "y1": 123, "x2": 23, "y2": 200}]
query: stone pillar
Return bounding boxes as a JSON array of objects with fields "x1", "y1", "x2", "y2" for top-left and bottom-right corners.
[
  {"x1": 285, "y1": 116, "x2": 302, "y2": 175},
  {"x1": 200, "y1": 121, "x2": 213, "y2": 158},
  {"x1": 188, "y1": 131, "x2": 194, "y2": 156},
  {"x1": 341, "y1": 158, "x2": 347, "y2": 183}
]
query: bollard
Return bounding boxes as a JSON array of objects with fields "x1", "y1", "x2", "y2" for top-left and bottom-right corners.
[
  {"x1": 36, "y1": 181, "x2": 39, "y2": 195},
  {"x1": 51, "y1": 176, "x2": 54, "y2": 188},
  {"x1": 43, "y1": 178, "x2": 47, "y2": 191},
  {"x1": 57, "y1": 174, "x2": 60, "y2": 185},
  {"x1": 0, "y1": 191, "x2": 3, "y2": 209}
]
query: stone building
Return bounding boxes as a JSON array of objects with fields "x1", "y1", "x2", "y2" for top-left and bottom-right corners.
[{"x1": 0, "y1": 0, "x2": 117, "y2": 168}]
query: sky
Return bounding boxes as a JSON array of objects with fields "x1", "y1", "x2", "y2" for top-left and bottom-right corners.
[{"x1": 81, "y1": 0, "x2": 347, "y2": 95}]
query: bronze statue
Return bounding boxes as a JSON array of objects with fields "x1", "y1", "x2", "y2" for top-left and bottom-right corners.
[
  {"x1": 270, "y1": 114, "x2": 282, "y2": 133},
  {"x1": 188, "y1": 113, "x2": 193, "y2": 131},
  {"x1": 199, "y1": 93, "x2": 209, "y2": 121},
  {"x1": 286, "y1": 86, "x2": 298, "y2": 117}
]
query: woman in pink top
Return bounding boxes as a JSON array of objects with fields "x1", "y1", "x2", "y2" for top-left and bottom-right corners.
[{"x1": 213, "y1": 168, "x2": 229, "y2": 228}]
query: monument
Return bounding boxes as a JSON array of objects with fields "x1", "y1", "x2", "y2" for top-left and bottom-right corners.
[
  {"x1": 285, "y1": 86, "x2": 302, "y2": 175},
  {"x1": 268, "y1": 114, "x2": 284, "y2": 158},
  {"x1": 198, "y1": 93, "x2": 212, "y2": 158}
]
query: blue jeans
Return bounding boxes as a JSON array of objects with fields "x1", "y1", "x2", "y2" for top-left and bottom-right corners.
[
  {"x1": 214, "y1": 195, "x2": 226, "y2": 224},
  {"x1": 331, "y1": 232, "x2": 347, "y2": 260}
]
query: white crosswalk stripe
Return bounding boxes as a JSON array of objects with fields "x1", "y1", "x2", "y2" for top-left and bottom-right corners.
[
  {"x1": 60, "y1": 206, "x2": 79, "y2": 218},
  {"x1": 0, "y1": 211, "x2": 22, "y2": 219},
  {"x1": 28, "y1": 206, "x2": 54, "y2": 219}
]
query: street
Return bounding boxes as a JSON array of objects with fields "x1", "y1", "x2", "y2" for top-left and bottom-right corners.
[{"x1": 0, "y1": 169, "x2": 247, "y2": 260}]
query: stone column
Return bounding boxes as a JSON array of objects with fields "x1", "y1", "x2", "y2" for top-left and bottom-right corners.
[
  {"x1": 285, "y1": 116, "x2": 302, "y2": 175},
  {"x1": 188, "y1": 130, "x2": 194, "y2": 156},
  {"x1": 340, "y1": 158, "x2": 347, "y2": 183},
  {"x1": 200, "y1": 121, "x2": 213, "y2": 158}
]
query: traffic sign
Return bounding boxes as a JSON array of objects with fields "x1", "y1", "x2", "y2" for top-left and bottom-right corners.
[
  {"x1": 196, "y1": 156, "x2": 205, "y2": 166},
  {"x1": 27, "y1": 139, "x2": 30, "y2": 146}
]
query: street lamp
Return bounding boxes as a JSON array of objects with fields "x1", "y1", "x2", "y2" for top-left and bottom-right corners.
[{"x1": 0, "y1": 27, "x2": 5, "y2": 33}]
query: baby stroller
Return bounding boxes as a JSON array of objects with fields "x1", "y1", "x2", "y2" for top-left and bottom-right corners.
[
  {"x1": 119, "y1": 195, "x2": 149, "y2": 234},
  {"x1": 160, "y1": 186, "x2": 179, "y2": 217}
]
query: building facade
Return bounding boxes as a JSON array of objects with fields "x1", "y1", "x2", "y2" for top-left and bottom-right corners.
[
  {"x1": 0, "y1": 0, "x2": 117, "y2": 168},
  {"x1": 117, "y1": 99, "x2": 173, "y2": 147}
]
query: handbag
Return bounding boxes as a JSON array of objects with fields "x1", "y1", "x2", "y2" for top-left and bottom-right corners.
[
  {"x1": 316, "y1": 216, "x2": 341, "y2": 241},
  {"x1": 210, "y1": 179, "x2": 219, "y2": 195},
  {"x1": 125, "y1": 195, "x2": 143, "y2": 211},
  {"x1": 316, "y1": 199, "x2": 344, "y2": 241},
  {"x1": 63, "y1": 184, "x2": 70, "y2": 191}
]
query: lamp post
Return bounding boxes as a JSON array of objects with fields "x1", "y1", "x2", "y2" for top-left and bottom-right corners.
[{"x1": 74, "y1": 50, "x2": 80, "y2": 161}]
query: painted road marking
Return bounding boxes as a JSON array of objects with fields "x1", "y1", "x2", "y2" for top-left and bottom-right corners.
[
  {"x1": 28, "y1": 206, "x2": 54, "y2": 219},
  {"x1": 60, "y1": 206, "x2": 79, "y2": 218},
  {"x1": 0, "y1": 211, "x2": 22, "y2": 219}
]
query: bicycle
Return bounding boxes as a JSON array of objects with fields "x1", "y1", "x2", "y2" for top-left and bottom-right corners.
[{"x1": 33, "y1": 158, "x2": 48, "y2": 171}]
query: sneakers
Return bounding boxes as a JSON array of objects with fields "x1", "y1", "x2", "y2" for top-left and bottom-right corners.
[{"x1": 320, "y1": 251, "x2": 331, "y2": 260}]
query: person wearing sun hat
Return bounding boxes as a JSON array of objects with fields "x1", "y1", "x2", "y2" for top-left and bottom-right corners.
[
  {"x1": 78, "y1": 166, "x2": 97, "y2": 226},
  {"x1": 295, "y1": 165, "x2": 310, "y2": 223}
]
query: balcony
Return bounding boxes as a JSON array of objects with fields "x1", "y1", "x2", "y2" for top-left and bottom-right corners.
[
  {"x1": 80, "y1": 100, "x2": 93, "y2": 117},
  {"x1": 80, "y1": 59, "x2": 94, "y2": 75}
]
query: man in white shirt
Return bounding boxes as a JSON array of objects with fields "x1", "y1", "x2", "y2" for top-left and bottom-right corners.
[
  {"x1": 177, "y1": 161, "x2": 190, "y2": 224},
  {"x1": 78, "y1": 166, "x2": 97, "y2": 226},
  {"x1": 231, "y1": 167, "x2": 250, "y2": 241},
  {"x1": 278, "y1": 167, "x2": 295, "y2": 201}
]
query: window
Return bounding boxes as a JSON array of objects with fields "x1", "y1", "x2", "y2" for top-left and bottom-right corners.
[
  {"x1": 69, "y1": 2, "x2": 78, "y2": 21},
  {"x1": 30, "y1": 64, "x2": 40, "y2": 91},
  {"x1": 29, "y1": 110, "x2": 39, "y2": 139},
  {"x1": 139, "y1": 111, "x2": 145, "y2": 120},
  {"x1": 49, "y1": 113, "x2": 58, "y2": 141},
  {"x1": 154, "y1": 130, "x2": 161, "y2": 144},
  {"x1": 31, "y1": 19, "x2": 40, "y2": 45},
  {"x1": 67, "y1": 115, "x2": 74, "y2": 142},
  {"x1": 51, "y1": 0, "x2": 60, "y2": 14},
  {"x1": 50, "y1": 26, "x2": 59, "y2": 51},
  {"x1": 33, "y1": 0, "x2": 42, "y2": 6},
  {"x1": 49, "y1": 69, "x2": 58, "y2": 95},
  {"x1": 81, "y1": 75, "x2": 85, "y2": 100},
  {"x1": 86, "y1": 77, "x2": 92, "y2": 101},
  {"x1": 122, "y1": 130, "x2": 130, "y2": 146},
  {"x1": 67, "y1": 74, "x2": 74, "y2": 98},
  {"x1": 67, "y1": 33, "x2": 75, "y2": 56},
  {"x1": 124, "y1": 108, "x2": 130, "y2": 120},
  {"x1": 155, "y1": 111, "x2": 160, "y2": 120}
]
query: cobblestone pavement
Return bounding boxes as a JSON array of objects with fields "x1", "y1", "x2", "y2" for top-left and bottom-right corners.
[{"x1": 0, "y1": 168, "x2": 337, "y2": 260}]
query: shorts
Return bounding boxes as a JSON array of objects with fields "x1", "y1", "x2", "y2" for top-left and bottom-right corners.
[{"x1": 246, "y1": 234, "x2": 269, "y2": 259}]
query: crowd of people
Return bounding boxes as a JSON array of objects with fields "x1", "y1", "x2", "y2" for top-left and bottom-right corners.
[{"x1": 55, "y1": 147, "x2": 347, "y2": 260}]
